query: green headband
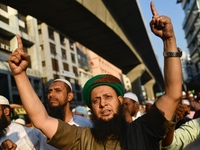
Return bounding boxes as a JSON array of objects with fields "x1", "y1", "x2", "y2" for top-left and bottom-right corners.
[{"x1": 82, "y1": 74, "x2": 124, "y2": 108}]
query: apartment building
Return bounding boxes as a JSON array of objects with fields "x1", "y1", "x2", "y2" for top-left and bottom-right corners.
[
  {"x1": 0, "y1": 3, "x2": 44, "y2": 104},
  {"x1": 0, "y1": 2, "x2": 133, "y2": 107},
  {"x1": 177, "y1": 0, "x2": 200, "y2": 90},
  {"x1": 76, "y1": 42, "x2": 133, "y2": 93},
  {"x1": 38, "y1": 23, "x2": 84, "y2": 107}
]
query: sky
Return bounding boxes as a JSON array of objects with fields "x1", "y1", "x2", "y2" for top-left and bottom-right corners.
[{"x1": 138, "y1": 0, "x2": 188, "y2": 72}]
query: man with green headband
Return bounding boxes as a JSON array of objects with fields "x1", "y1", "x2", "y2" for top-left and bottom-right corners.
[{"x1": 7, "y1": 2, "x2": 182, "y2": 150}]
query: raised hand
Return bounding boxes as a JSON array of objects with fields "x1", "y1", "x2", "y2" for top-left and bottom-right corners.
[
  {"x1": 0, "y1": 139, "x2": 17, "y2": 150},
  {"x1": 149, "y1": 1, "x2": 175, "y2": 41},
  {"x1": 175, "y1": 103, "x2": 187, "y2": 121},
  {"x1": 8, "y1": 35, "x2": 30, "y2": 76}
]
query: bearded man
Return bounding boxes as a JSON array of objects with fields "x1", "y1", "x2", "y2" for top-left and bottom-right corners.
[
  {"x1": 47, "y1": 79, "x2": 92, "y2": 128},
  {"x1": 0, "y1": 96, "x2": 51, "y2": 150},
  {"x1": 8, "y1": 2, "x2": 182, "y2": 150}
]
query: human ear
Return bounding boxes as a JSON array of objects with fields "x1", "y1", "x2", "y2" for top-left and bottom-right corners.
[
  {"x1": 118, "y1": 96, "x2": 123, "y2": 104},
  {"x1": 67, "y1": 92, "x2": 74, "y2": 102},
  {"x1": 3, "y1": 107, "x2": 10, "y2": 116}
]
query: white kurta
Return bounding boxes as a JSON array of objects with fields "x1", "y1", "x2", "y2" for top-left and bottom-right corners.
[{"x1": 0, "y1": 122, "x2": 49, "y2": 150}]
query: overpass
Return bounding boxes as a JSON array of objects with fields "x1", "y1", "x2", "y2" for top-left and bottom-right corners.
[{"x1": 0, "y1": 0, "x2": 164, "y2": 99}]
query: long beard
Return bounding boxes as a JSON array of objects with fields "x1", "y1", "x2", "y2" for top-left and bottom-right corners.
[
  {"x1": 0, "y1": 114, "x2": 9, "y2": 138},
  {"x1": 90, "y1": 105, "x2": 126, "y2": 143},
  {"x1": 48, "y1": 104, "x2": 66, "y2": 121}
]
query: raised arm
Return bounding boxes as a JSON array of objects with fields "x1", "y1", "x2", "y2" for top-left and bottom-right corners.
[
  {"x1": 8, "y1": 34, "x2": 58, "y2": 138},
  {"x1": 149, "y1": 2, "x2": 182, "y2": 120}
]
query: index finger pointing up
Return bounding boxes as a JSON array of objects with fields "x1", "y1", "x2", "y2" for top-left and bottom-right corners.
[
  {"x1": 16, "y1": 34, "x2": 23, "y2": 50},
  {"x1": 150, "y1": 1, "x2": 159, "y2": 17}
]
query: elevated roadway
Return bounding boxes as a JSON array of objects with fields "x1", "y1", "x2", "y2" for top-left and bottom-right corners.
[{"x1": 0, "y1": 0, "x2": 164, "y2": 99}]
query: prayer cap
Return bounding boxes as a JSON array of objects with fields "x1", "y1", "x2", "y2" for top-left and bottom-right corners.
[
  {"x1": 124, "y1": 92, "x2": 139, "y2": 102},
  {"x1": 53, "y1": 79, "x2": 72, "y2": 91},
  {"x1": 0, "y1": 95, "x2": 9, "y2": 105},
  {"x1": 182, "y1": 99, "x2": 190, "y2": 106},
  {"x1": 83, "y1": 74, "x2": 124, "y2": 108}
]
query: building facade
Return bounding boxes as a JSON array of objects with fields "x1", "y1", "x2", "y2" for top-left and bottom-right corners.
[
  {"x1": 38, "y1": 23, "x2": 83, "y2": 107},
  {"x1": 0, "y1": 2, "x2": 134, "y2": 107},
  {"x1": 0, "y1": 3, "x2": 44, "y2": 104},
  {"x1": 177, "y1": 0, "x2": 200, "y2": 91}
]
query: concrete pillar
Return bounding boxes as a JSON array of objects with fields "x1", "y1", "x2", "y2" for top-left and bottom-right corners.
[
  {"x1": 126, "y1": 64, "x2": 145, "y2": 102},
  {"x1": 126, "y1": 64, "x2": 145, "y2": 82},
  {"x1": 126, "y1": 64, "x2": 155, "y2": 101},
  {"x1": 144, "y1": 79, "x2": 155, "y2": 100}
]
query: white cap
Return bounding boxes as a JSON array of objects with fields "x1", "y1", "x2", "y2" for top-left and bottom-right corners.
[
  {"x1": 124, "y1": 92, "x2": 138, "y2": 102},
  {"x1": 0, "y1": 96, "x2": 9, "y2": 105},
  {"x1": 182, "y1": 99, "x2": 190, "y2": 106},
  {"x1": 182, "y1": 91, "x2": 186, "y2": 96},
  {"x1": 145, "y1": 100, "x2": 155, "y2": 105},
  {"x1": 189, "y1": 93, "x2": 193, "y2": 97},
  {"x1": 53, "y1": 79, "x2": 72, "y2": 91},
  {"x1": 15, "y1": 118, "x2": 25, "y2": 125}
]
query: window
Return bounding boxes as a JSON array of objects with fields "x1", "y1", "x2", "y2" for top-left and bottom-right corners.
[
  {"x1": 50, "y1": 43, "x2": 56, "y2": 55},
  {"x1": 0, "y1": 4, "x2": 8, "y2": 24},
  {"x1": 64, "y1": 77, "x2": 70, "y2": 81},
  {"x1": 63, "y1": 63, "x2": 69, "y2": 71},
  {"x1": 61, "y1": 48, "x2": 66, "y2": 60},
  {"x1": 69, "y1": 39, "x2": 74, "y2": 50},
  {"x1": 73, "y1": 66, "x2": 78, "y2": 77},
  {"x1": 48, "y1": 27, "x2": 54, "y2": 40},
  {"x1": 76, "y1": 92, "x2": 82, "y2": 102},
  {"x1": 42, "y1": 77, "x2": 47, "y2": 83},
  {"x1": 0, "y1": 15, "x2": 8, "y2": 24},
  {"x1": 40, "y1": 45, "x2": 43, "y2": 51},
  {"x1": 42, "y1": 61, "x2": 46, "y2": 67},
  {"x1": 71, "y1": 53, "x2": 76, "y2": 63},
  {"x1": 28, "y1": 55, "x2": 31, "y2": 68},
  {"x1": 0, "y1": 3, "x2": 7, "y2": 12},
  {"x1": 11, "y1": 76, "x2": 17, "y2": 88},
  {"x1": 60, "y1": 35, "x2": 65, "y2": 45},
  {"x1": 74, "y1": 79, "x2": 80, "y2": 90},
  {"x1": 51, "y1": 58, "x2": 59, "y2": 72},
  {"x1": 53, "y1": 74, "x2": 59, "y2": 79},
  {"x1": 33, "y1": 79, "x2": 40, "y2": 90},
  {"x1": 18, "y1": 13, "x2": 28, "y2": 33},
  {"x1": 38, "y1": 29, "x2": 42, "y2": 34}
]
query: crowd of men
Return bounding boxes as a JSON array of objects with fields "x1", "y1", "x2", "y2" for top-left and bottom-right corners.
[{"x1": 1, "y1": 1, "x2": 199, "y2": 150}]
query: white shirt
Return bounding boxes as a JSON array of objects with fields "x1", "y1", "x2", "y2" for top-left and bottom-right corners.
[
  {"x1": 0, "y1": 122, "x2": 50, "y2": 150},
  {"x1": 132, "y1": 111, "x2": 142, "y2": 121}
]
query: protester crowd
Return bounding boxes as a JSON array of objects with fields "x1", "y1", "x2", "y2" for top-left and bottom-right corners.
[{"x1": 0, "y1": 1, "x2": 199, "y2": 150}]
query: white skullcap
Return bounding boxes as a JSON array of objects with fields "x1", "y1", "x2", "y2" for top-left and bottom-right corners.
[
  {"x1": 15, "y1": 118, "x2": 25, "y2": 125},
  {"x1": 189, "y1": 93, "x2": 193, "y2": 97},
  {"x1": 145, "y1": 100, "x2": 155, "y2": 105},
  {"x1": 182, "y1": 91, "x2": 186, "y2": 96},
  {"x1": 182, "y1": 99, "x2": 190, "y2": 106},
  {"x1": 124, "y1": 92, "x2": 138, "y2": 102},
  {"x1": 53, "y1": 79, "x2": 72, "y2": 91},
  {"x1": 0, "y1": 95, "x2": 9, "y2": 105}
]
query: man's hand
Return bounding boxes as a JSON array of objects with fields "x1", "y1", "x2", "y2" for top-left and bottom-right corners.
[
  {"x1": 8, "y1": 34, "x2": 30, "y2": 76},
  {"x1": 0, "y1": 139, "x2": 17, "y2": 150},
  {"x1": 175, "y1": 103, "x2": 189, "y2": 121},
  {"x1": 149, "y1": 2, "x2": 175, "y2": 41}
]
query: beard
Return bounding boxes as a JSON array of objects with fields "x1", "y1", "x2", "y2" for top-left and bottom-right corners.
[
  {"x1": 0, "y1": 113, "x2": 9, "y2": 138},
  {"x1": 90, "y1": 104, "x2": 126, "y2": 143},
  {"x1": 48, "y1": 104, "x2": 66, "y2": 121}
]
